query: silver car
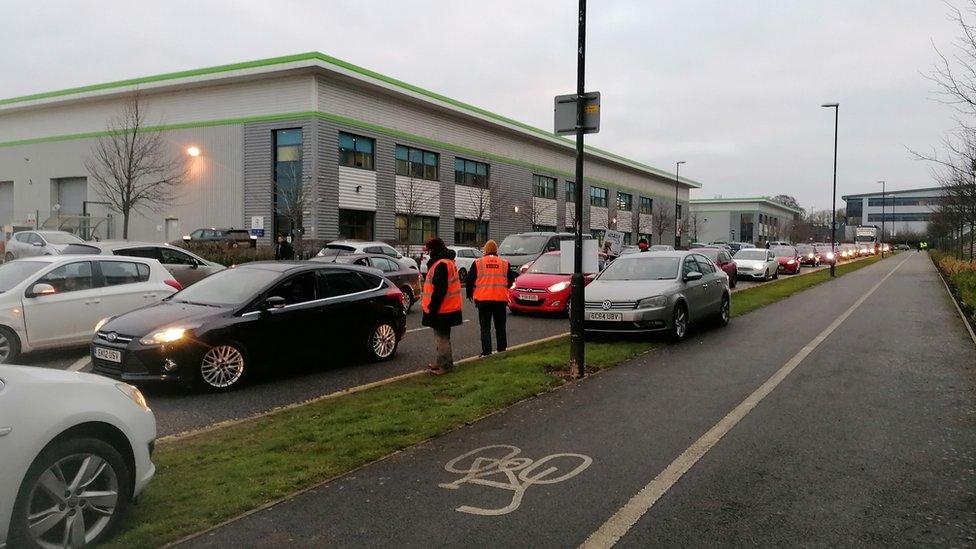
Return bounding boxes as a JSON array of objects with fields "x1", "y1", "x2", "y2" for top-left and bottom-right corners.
[
  {"x1": 583, "y1": 251, "x2": 731, "y2": 340},
  {"x1": 732, "y1": 248, "x2": 779, "y2": 281},
  {"x1": 59, "y1": 240, "x2": 225, "y2": 287},
  {"x1": 3, "y1": 230, "x2": 84, "y2": 261}
]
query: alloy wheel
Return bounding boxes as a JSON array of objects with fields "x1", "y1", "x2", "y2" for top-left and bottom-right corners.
[
  {"x1": 24, "y1": 453, "x2": 119, "y2": 549},
  {"x1": 372, "y1": 324, "x2": 397, "y2": 359},
  {"x1": 0, "y1": 331, "x2": 10, "y2": 362},
  {"x1": 200, "y1": 345, "x2": 245, "y2": 388},
  {"x1": 720, "y1": 296, "x2": 730, "y2": 324},
  {"x1": 674, "y1": 307, "x2": 688, "y2": 339}
]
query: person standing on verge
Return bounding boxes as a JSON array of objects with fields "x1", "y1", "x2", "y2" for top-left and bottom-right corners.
[
  {"x1": 422, "y1": 238, "x2": 463, "y2": 375},
  {"x1": 275, "y1": 233, "x2": 295, "y2": 260},
  {"x1": 466, "y1": 239, "x2": 512, "y2": 357}
]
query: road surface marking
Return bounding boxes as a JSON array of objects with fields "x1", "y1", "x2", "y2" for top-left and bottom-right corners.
[
  {"x1": 406, "y1": 319, "x2": 471, "y2": 333},
  {"x1": 439, "y1": 445, "x2": 592, "y2": 516},
  {"x1": 581, "y1": 253, "x2": 914, "y2": 549},
  {"x1": 67, "y1": 356, "x2": 90, "y2": 372}
]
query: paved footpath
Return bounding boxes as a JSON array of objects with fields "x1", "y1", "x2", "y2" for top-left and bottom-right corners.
[{"x1": 182, "y1": 253, "x2": 976, "y2": 548}]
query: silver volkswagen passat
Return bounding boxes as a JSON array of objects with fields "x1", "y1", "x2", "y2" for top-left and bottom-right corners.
[{"x1": 583, "y1": 251, "x2": 731, "y2": 341}]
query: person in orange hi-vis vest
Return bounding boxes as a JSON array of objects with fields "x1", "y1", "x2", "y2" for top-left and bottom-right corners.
[
  {"x1": 465, "y1": 239, "x2": 514, "y2": 356},
  {"x1": 421, "y1": 237, "x2": 462, "y2": 375}
]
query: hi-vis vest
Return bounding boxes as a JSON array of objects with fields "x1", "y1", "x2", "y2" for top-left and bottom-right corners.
[
  {"x1": 422, "y1": 259, "x2": 462, "y2": 314},
  {"x1": 472, "y1": 255, "x2": 510, "y2": 302}
]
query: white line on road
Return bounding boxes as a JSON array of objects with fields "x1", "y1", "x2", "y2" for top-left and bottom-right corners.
[
  {"x1": 580, "y1": 252, "x2": 914, "y2": 549},
  {"x1": 406, "y1": 319, "x2": 471, "y2": 333},
  {"x1": 67, "y1": 356, "x2": 91, "y2": 372}
]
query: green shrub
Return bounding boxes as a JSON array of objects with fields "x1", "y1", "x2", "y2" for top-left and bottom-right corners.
[{"x1": 933, "y1": 252, "x2": 976, "y2": 321}]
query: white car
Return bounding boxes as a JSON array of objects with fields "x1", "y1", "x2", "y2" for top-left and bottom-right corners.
[
  {"x1": 0, "y1": 364, "x2": 156, "y2": 548},
  {"x1": 732, "y1": 248, "x2": 780, "y2": 281},
  {"x1": 419, "y1": 246, "x2": 483, "y2": 279},
  {"x1": 315, "y1": 240, "x2": 419, "y2": 271},
  {"x1": 0, "y1": 256, "x2": 180, "y2": 364},
  {"x1": 3, "y1": 231, "x2": 85, "y2": 262}
]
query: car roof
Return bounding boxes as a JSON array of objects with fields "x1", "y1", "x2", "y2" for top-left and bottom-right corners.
[
  {"x1": 737, "y1": 247, "x2": 769, "y2": 252},
  {"x1": 66, "y1": 240, "x2": 180, "y2": 249},
  {"x1": 7, "y1": 254, "x2": 159, "y2": 264},
  {"x1": 617, "y1": 250, "x2": 690, "y2": 259},
  {"x1": 234, "y1": 260, "x2": 381, "y2": 275}
]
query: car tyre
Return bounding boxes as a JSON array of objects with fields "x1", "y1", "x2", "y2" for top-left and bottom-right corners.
[
  {"x1": 400, "y1": 286, "x2": 416, "y2": 311},
  {"x1": 669, "y1": 303, "x2": 689, "y2": 342},
  {"x1": 366, "y1": 320, "x2": 399, "y2": 362},
  {"x1": 717, "y1": 293, "x2": 731, "y2": 327},
  {"x1": 457, "y1": 268, "x2": 467, "y2": 283},
  {"x1": 773, "y1": 270, "x2": 779, "y2": 280},
  {"x1": 3, "y1": 252, "x2": 13, "y2": 263},
  {"x1": 10, "y1": 436, "x2": 132, "y2": 549},
  {"x1": 0, "y1": 325, "x2": 22, "y2": 364},
  {"x1": 196, "y1": 342, "x2": 248, "y2": 391}
]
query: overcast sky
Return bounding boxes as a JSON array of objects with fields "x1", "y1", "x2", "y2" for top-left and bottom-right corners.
[{"x1": 0, "y1": 0, "x2": 962, "y2": 211}]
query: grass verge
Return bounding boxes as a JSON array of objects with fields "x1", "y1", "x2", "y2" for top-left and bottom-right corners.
[{"x1": 107, "y1": 254, "x2": 886, "y2": 547}]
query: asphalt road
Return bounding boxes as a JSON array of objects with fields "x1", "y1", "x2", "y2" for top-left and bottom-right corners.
[{"x1": 180, "y1": 252, "x2": 976, "y2": 548}]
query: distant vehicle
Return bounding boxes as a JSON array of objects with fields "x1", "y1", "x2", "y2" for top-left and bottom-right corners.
[
  {"x1": 795, "y1": 244, "x2": 821, "y2": 267},
  {"x1": 0, "y1": 255, "x2": 179, "y2": 364},
  {"x1": 896, "y1": 244, "x2": 911, "y2": 251},
  {"x1": 648, "y1": 244, "x2": 674, "y2": 252},
  {"x1": 508, "y1": 251, "x2": 595, "y2": 315},
  {"x1": 814, "y1": 244, "x2": 836, "y2": 265},
  {"x1": 497, "y1": 232, "x2": 594, "y2": 276},
  {"x1": 725, "y1": 242, "x2": 748, "y2": 253},
  {"x1": 182, "y1": 228, "x2": 256, "y2": 248},
  {"x1": 769, "y1": 241, "x2": 792, "y2": 247},
  {"x1": 313, "y1": 252, "x2": 421, "y2": 310},
  {"x1": 419, "y1": 246, "x2": 482, "y2": 279},
  {"x1": 316, "y1": 240, "x2": 419, "y2": 271},
  {"x1": 0, "y1": 364, "x2": 156, "y2": 549},
  {"x1": 771, "y1": 245, "x2": 802, "y2": 274},
  {"x1": 61, "y1": 241, "x2": 225, "y2": 287},
  {"x1": 839, "y1": 244, "x2": 858, "y2": 259},
  {"x1": 583, "y1": 251, "x2": 730, "y2": 341},
  {"x1": 690, "y1": 247, "x2": 737, "y2": 288},
  {"x1": 619, "y1": 245, "x2": 641, "y2": 256},
  {"x1": 733, "y1": 248, "x2": 779, "y2": 281},
  {"x1": 91, "y1": 262, "x2": 407, "y2": 391},
  {"x1": 855, "y1": 226, "x2": 879, "y2": 254},
  {"x1": 4, "y1": 230, "x2": 85, "y2": 261},
  {"x1": 689, "y1": 242, "x2": 708, "y2": 249}
]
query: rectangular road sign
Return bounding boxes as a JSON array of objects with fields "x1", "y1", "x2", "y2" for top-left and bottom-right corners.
[{"x1": 554, "y1": 92, "x2": 600, "y2": 135}]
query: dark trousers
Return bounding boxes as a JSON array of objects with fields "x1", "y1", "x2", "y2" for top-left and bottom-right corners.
[{"x1": 477, "y1": 301, "x2": 508, "y2": 355}]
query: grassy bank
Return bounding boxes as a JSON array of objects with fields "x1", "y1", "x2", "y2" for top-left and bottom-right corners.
[
  {"x1": 107, "y1": 253, "x2": 886, "y2": 547},
  {"x1": 932, "y1": 252, "x2": 976, "y2": 324}
]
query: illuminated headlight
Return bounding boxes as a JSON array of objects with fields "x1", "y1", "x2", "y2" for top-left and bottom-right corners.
[
  {"x1": 548, "y1": 281, "x2": 569, "y2": 293},
  {"x1": 115, "y1": 383, "x2": 150, "y2": 411},
  {"x1": 826, "y1": 252, "x2": 834, "y2": 259},
  {"x1": 94, "y1": 316, "x2": 113, "y2": 333},
  {"x1": 637, "y1": 295, "x2": 668, "y2": 308},
  {"x1": 787, "y1": 259, "x2": 796, "y2": 265},
  {"x1": 140, "y1": 327, "x2": 188, "y2": 345},
  {"x1": 807, "y1": 253, "x2": 814, "y2": 258}
]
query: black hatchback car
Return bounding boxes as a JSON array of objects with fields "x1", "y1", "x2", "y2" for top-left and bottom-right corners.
[{"x1": 90, "y1": 262, "x2": 407, "y2": 391}]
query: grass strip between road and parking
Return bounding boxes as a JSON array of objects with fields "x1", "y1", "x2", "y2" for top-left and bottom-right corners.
[{"x1": 106, "y1": 254, "x2": 886, "y2": 548}]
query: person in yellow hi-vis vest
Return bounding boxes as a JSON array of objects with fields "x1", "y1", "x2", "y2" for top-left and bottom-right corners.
[
  {"x1": 422, "y1": 237, "x2": 463, "y2": 375},
  {"x1": 465, "y1": 239, "x2": 514, "y2": 357}
]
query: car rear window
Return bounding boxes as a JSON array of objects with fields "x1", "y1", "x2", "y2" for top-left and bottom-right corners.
[{"x1": 100, "y1": 261, "x2": 151, "y2": 285}]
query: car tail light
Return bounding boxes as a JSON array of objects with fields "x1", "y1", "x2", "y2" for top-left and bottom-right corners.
[
  {"x1": 164, "y1": 279, "x2": 183, "y2": 291},
  {"x1": 387, "y1": 286, "x2": 405, "y2": 307}
]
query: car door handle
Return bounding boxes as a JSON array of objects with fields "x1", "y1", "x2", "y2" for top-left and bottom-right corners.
[
  {"x1": 84, "y1": 299, "x2": 101, "y2": 305},
  {"x1": 142, "y1": 293, "x2": 156, "y2": 299},
  {"x1": 0, "y1": 427, "x2": 11, "y2": 437}
]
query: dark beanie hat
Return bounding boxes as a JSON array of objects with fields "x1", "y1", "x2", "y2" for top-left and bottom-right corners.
[{"x1": 424, "y1": 237, "x2": 447, "y2": 254}]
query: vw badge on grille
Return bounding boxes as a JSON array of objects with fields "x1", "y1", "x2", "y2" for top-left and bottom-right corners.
[
  {"x1": 105, "y1": 332, "x2": 118, "y2": 342},
  {"x1": 602, "y1": 300, "x2": 612, "y2": 311}
]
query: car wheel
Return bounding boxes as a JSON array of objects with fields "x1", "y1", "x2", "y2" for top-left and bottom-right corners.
[
  {"x1": 669, "y1": 303, "x2": 689, "y2": 342},
  {"x1": 729, "y1": 275, "x2": 737, "y2": 289},
  {"x1": 717, "y1": 293, "x2": 731, "y2": 327},
  {"x1": 773, "y1": 271, "x2": 779, "y2": 280},
  {"x1": 0, "y1": 325, "x2": 21, "y2": 364},
  {"x1": 366, "y1": 321, "x2": 398, "y2": 361},
  {"x1": 458, "y1": 268, "x2": 467, "y2": 283},
  {"x1": 3, "y1": 252, "x2": 13, "y2": 263},
  {"x1": 400, "y1": 286, "x2": 416, "y2": 311},
  {"x1": 197, "y1": 343, "x2": 248, "y2": 391},
  {"x1": 10, "y1": 436, "x2": 132, "y2": 549}
]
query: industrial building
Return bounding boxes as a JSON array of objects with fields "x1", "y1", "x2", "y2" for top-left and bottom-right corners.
[
  {"x1": 0, "y1": 52, "x2": 701, "y2": 249},
  {"x1": 688, "y1": 197, "x2": 803, "y2": 245},
  {"x1": 843, "y1": 186, "x2": 942, "y2": 240}
]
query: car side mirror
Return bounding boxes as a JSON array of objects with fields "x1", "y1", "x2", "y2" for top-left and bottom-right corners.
[
  {"x1": 262, "y1": 296, "x2": 286, "y2": 312},
  {"x1": 28, "y1": 283, "x2": 56, "y2": 297},
  {"x1": 684, "y1": 271, "x2": 703, "y2": 282},
  {"x1": 32, "y1": 241, "x2": 44, "y2": 247}
]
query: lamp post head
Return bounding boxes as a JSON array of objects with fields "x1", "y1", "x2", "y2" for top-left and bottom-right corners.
[
  {"x1": 676, "y1": 161, "x2": 686, "y2": 166},
  {"x1": 821, "y1": 103, "x2": 839, "y2": 108}
]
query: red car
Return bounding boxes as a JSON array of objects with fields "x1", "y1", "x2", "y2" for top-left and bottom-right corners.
[
  {"x1": 689, "y1": 247, "x2": 737, "y2": 288},
  {"x1": 771, "y1": 245, "x2": 802, "y2": 274},
  {"x1": 508, "y1": 251, "x2": 594, "y2": 314}
]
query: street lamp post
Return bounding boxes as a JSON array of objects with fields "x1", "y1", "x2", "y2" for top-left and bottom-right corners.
[
  {"x1": 569, "y1": 0, "x2": 587, "y2": 379},
  {"x1": 878, "y1": 180, "x2": 886, "y2": 258},
  {"x1": 822, "y1": 103, "x2": 839, "y2": 277},
  {"x1": 674, "y1": 161, "x2": 686, "y2": 248}
]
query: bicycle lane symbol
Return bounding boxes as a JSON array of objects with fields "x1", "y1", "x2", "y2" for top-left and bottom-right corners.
[{"x1": 438, "y1": 444, "x2": 593, "y2": 516}]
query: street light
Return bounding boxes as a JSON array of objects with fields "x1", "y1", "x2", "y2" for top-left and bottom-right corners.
[
  {"x1": 674, "y1": 161, "x2": 686, "y2": 248},
  {"x1": 877, "y1": 180, "x2": 886, "y2": 258},
  {"x1": 186, "y1": 146, "x2": 201, "y2": 157},
  {"x1": 821, "y1": 102, "x2": 839, "y2": 277}
]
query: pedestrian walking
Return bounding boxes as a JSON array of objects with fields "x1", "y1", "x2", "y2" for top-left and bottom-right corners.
[
  {"x1": 275, "y1": 233, "x2": 295, "y2": 260},
  {"x1": 466, "y1": 239, "x2": 513, "y2": 356},
  {"x1": 422, "y1": 237, "x2": 463, "y2": 375},
  {"x1": 637, "y1": 237, "x2": 650, "y2": 252}
]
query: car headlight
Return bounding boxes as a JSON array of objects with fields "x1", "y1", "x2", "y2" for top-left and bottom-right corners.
[
  {"x1": 140, "y1": 327, "x2": 189, "y2": 345},
  {"x1": 94, "y1": 316, "x2": 113, "y2": 333},
  {"x1": 826, "y1": 252, "x2": 834, "y2": 259},
  {"x1": 754, "y1": 262, "x2": 766, "y2": 269},
  {"x1": 787, "y1": 259, "x2": 796, "y2": 264},
  {"x1": 115, "y1": 383, "x2": 150, "y2": 412},
  {"x1": 547, "y1": 281, "x2": 569, "y2": 293},
  {"x1": 807, "y1": 253, "x2": 814, "y2": 258},
  {"x1": 637, "y1": 295, "x2": 668, "y2": 308}
]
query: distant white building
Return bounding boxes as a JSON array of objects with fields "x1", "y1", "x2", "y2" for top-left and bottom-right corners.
[
  {"x1": 689, "y1": 197, "x2": 803, "y2": 245},
  {"x1": 842, "y1": 186, "x2": 942, "y2": 239}
]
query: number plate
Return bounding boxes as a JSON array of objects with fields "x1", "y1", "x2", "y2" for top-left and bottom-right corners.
[
  {"x1": 94, "y1": 347, "x2": 122, "y2": 363},
  {"x1": 587, "y1": 311, "x2": 622, "y2": 321},
  {"x1": 519, "y1": 294, "x2": 540, "y2": 301}
]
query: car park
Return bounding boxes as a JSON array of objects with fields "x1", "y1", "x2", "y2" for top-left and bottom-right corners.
[
  {"x1": 508, "y1": 251, "x2": 594, "y2": 315},
  {"x1": 91, "y1": 262, "x2": 407, "y2": 391},
  {"x1": 0, "y1": 364, "x2": 156, "y2": 549},
  {"x1": 732, "y1": 248, "x2": 779, "y2": 281},
  {"x1": 316, "y1": 240, "x2": 419, "y2": 271},
  {"x1": 182, "y1": 228, "x2": 256, "y2": 248},
  {"x1": 497, "y1": 232, "x2": 594, "y2": 276},
  {"x1": 420, "y1": 246, "x2": 482, "y2": 279},
  {"x1": 690, "y1": 247, "x2": 737, "y2": 288},
  {"x1": 60, "y1": 241, "x2": 225, "y2": 287},
  {"x1": 0, "y1": 256, "x2": 180, "y2": 364},
  {"x1": 771, "y1": 245, "x2": 802, "y2": 274},
  {"x1": 583, "y1": 251, "x2": 730, "y2": 340},
  {"x1": 795, "y1": 244, "x2": 821, "y2": 267},
  {"x1": 313, "y1": 252, "x2": 421, "y2": 310},
  {"x1": 3, "y1": 231, "x2": 85, "y2": 261}
]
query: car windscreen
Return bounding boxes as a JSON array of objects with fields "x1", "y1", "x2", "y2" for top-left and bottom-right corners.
[
  {"x1": 693, "y1": 249, "x2": 719, "y2": 262},
  {"x1": 649, "y1": 245, "x2": 672, "y2": 252},
  {"x1": 734, "y1": 250, "x2": 767, "y2": 260},
  {"x1": 598, "y1": 256, "x2": 680, "y2": 281},
  {"x1": 498, "y1": 235, "x2": 548, "y2": 256},
  {"x1": 42, "y1": 233, "x2": 84, "y2": 245},
  {"x1": 796, "y1": 245, "x2": 814, "y2": 253},
  {"x1": 771, "y1": 247, "x2": 795, "y2": 258},
  {"x1": 528, "y1": 254, "x2": 562, "y2": 274},
  {"x1": 169, "y1": 267, "x2": 280, "y2": 306},
  {"x1": 0, "y1": 261, "x2": 47, "y2": 293},
  {"x1": 61, "y1": 243, "x2": 102, "y2": 254}
]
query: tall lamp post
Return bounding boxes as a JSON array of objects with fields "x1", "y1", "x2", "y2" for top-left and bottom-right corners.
[
  {"x1": 674, "y1": 161, "x2": 686, "y2": 248},
  {"x1": 821, "y1": 102, "x2": 839, "y2": 277},
  {"x1": 568, "y1": 0, "x2": 587, "y2": 379},
  {"x1": 877, "y1": 180, "x2": 886, "y2": 258}
]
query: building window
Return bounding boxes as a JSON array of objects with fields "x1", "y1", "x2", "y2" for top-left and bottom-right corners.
[
  {"x1": 639, "y1": 197, "x2": 653, "y2": 214},
  {"x1": 338, "y1": 209, "x2": 374, "y2": 240},
  {"x1": 622, "y1": 232, "x2": 632, "y2": 245},
  {"x1": 338, "y1": 133, "x2": 375, "y2": 170},
  {"x1": 616, "y1": 192, "x2": 632, "y2": 211},
  {"x1": 274, "y1": 128, "x2": 302, "y2": 238},
  {"x1": 676, "y1": 204, "x2": 683, "y2": 219},
  {"x1": 455, "y1": 218, "x2": 489, "y2": 246},
  {"x1": 566, "y1": 181, "x2": 577, "y2": 202},
  {"x1": 591, "y1": 229, "x2": 605, "y2": 241},
  {"x1": 740, "y1": 213, "x2": 754, "y2": 243},
  {"x1": 395, "y1": 145, "x2": 439, "y2": 180},
  {"x1": 533, "y1": 224, "x2": 556, "y2": 232},
  {"x1": 867, "y1": 213, "x2": 933, "y2": 222},
  {"x1": 454, "y1": 158, "x2": 489, "y2": 188},
  {"x1": 533, "y1": 175, "x2": 557, "y2": 199},
  {"x1": 395, "y1": 214, "x2": 438, "y2": 245},
  {"x1": 590, "y1": 187, "x2": 608, "y2": 207}
]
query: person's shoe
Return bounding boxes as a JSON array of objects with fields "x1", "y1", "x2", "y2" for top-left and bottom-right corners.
[
  {"x1": 479, "y1": 352, "x2": 491, "y2": 358},
  {"x1": 427, "y1": 366, "x2": 447, "y2": 376},
  {"x1": 496, "y1": 348, "x2": 506, "y2": 353}
]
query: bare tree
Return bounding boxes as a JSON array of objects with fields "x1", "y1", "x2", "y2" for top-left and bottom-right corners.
[
  {"x1": 275, "y1": 158, "x2": 311, "y2": 253},
  {"x1": 688, "y1": 211, "x2": 706, "y2": 242},
  {"x1": 771, "y1": 194, "x2": 804, "y2": 216},
  {"x1": 395, "y1": 177, "x2": 439, "y2": 254},
  {"x1": 85, "y1": 94, "x2": 187, "y2": 239},
  {"x1": 510, "y1": 195, "x2": 557, "y2": 230},
  {"x1": 652, "y1": 201, "x2": 674, "y2": 245}
]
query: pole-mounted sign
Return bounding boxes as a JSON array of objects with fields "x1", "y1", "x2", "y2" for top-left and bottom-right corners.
[{"x1": 554, "y1": 92, "x2": 600, "y2": 135}]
